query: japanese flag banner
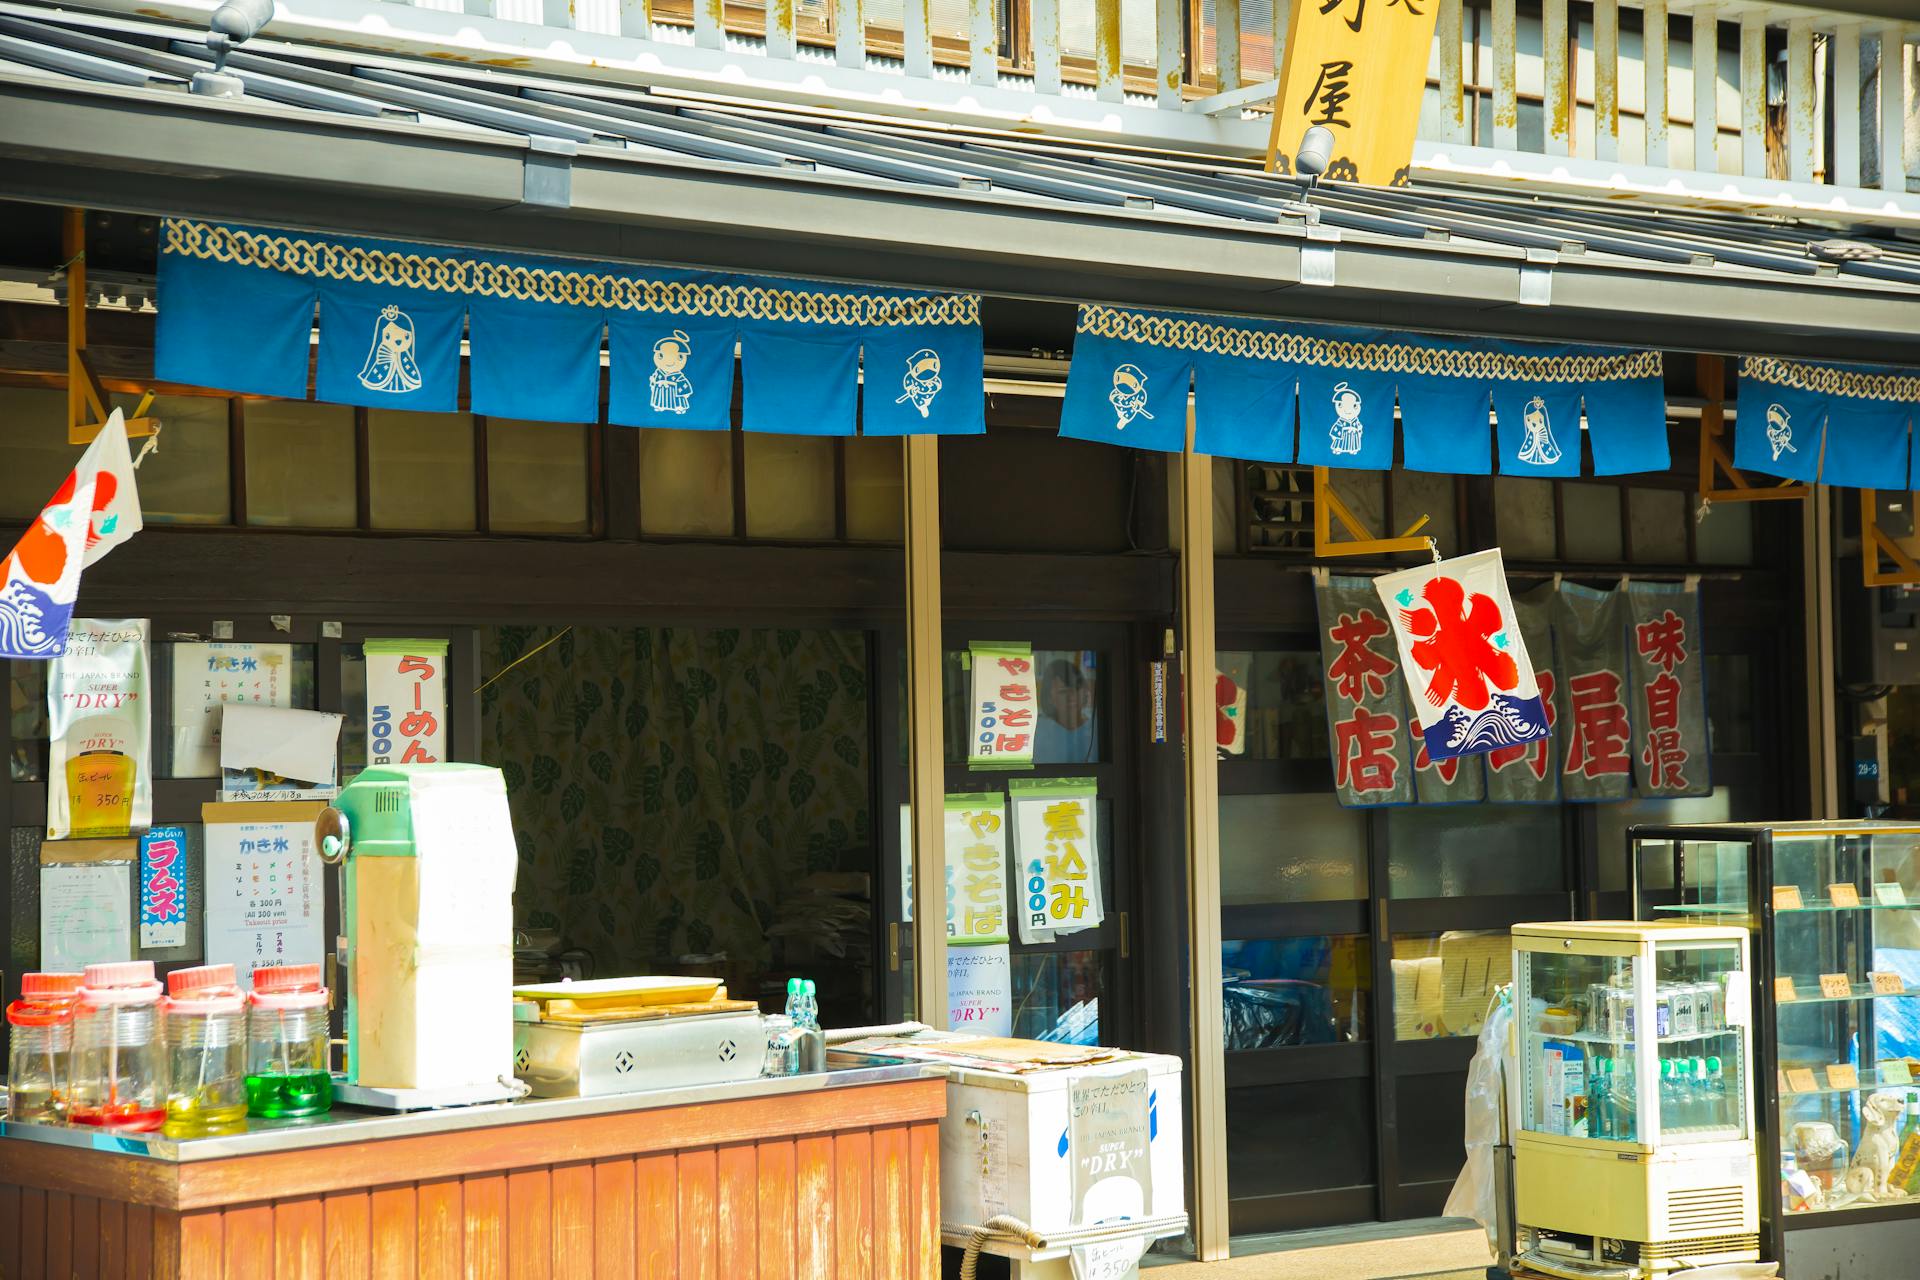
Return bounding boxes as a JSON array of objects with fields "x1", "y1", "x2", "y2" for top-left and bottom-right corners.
[
  {"x1": 1485, "y1": 584, "x2": 1561, "y2": 804},
  {"x1": 1551, "y1": 583, "x2": 1633, "y2": 803},
  {"x1": 1625, "y1": 581, "x2": 1711, "y2": 798},
  {"x1": 1313, "y1": 570, "x2": 1414, "y2": 807},
  {"x1": 1373, "y1": 549, "x2": 1549, "y2": 764},
  {"x1": 0, "y1": 410, "x2": 142, "y2": 659}
]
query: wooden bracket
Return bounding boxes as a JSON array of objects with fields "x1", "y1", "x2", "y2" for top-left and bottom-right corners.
[
  {"x1": 1695, "y1": 353, "x2": 1808, "y2": 505},
  {"x1": 63, "y1": 208, "x2": 158, "y2": 446},
  {"x1": 1313, "y1": 466, "x2": 1434, "y2": 558},
  {"x1": 1861, "y1": 489, "x2": 1920, "y2": 587}
]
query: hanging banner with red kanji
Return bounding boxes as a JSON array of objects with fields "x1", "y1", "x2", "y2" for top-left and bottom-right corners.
[
  {"x1": 1373, "y1": 549, "x2": 1550, "y2": 764},
  {"x1": 1313, "y1": 570, "x2": 1414, "y2": 807},
  {"x1": 1551, "y1": 584, "x2": 1632, "y2": 803},
  {"x1": 365, "y1": 638, "x2": 448, "y2": 766},
  {"x1": 1485, "y1": 584, "x2": 1561, "y2": 804},
  {"x1": 1625, "y1": 581, "x2": 1711, "y2": 798}
]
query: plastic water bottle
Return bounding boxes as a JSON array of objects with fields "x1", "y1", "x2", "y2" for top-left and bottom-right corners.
[
  {"x1": 1612, "y1": 1055, "x2": 1636, "y2": 1142},
  {"x1": 795, "y1": 979, "x2": 825, "y2": 1074},
  {"x1": 1588, "y1": 1059, "x2": 1612, "y2": 1140},
  {"x1": 1703, "y1": 1057, "x2": 1724, "y2": 1130}
]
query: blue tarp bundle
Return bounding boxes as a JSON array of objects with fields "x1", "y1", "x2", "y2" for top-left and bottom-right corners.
[
  {"x1": 1060, "y1": 303, "x2": 1670, "y2": 475},
  {"x1": 155, "y1": 219, "x2": 985, "y2": 438}
]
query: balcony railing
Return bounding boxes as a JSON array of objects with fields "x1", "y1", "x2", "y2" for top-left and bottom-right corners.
[{"x1": 87, "y1": 0, "x2": 1920, "y2": 216}]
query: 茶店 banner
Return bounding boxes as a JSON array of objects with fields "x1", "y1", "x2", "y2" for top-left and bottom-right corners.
[
  {"x1": 968, "y1": 642, "x2": 1036, "y2": 769},
  {"x1": 1552, "y1": 584, "x2": 1633, "y2": 803},
  {"x1": 1485, "y1": 585, "x2": 1561, "y2": 804},
  {"x1": 1011, "y1": 777, "x2": 1102, "y2": 943},
  {"x1": 48, "y1": 618, "x2": 151, "y2": 840},
  {"x1": 365, "y1": 639, "x2": 448, "y2": 766},
  {"x1": 1313, "y1": 570, "x2": 1413, "y2": 807},
  {"x1": 1625, "y1": 581, "x2": 1712, "y2": 798}
]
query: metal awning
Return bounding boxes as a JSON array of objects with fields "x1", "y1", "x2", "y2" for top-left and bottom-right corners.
[{"x1": 4, "y1": 1, "x2": 1920, "y2": 364}]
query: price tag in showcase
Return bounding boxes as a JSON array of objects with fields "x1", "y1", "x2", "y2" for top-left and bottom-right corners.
[
  {"x1": 1826, "y1": 1063, "x2": 1860, "y2": 1091},
  {"x1": 1772, "y1": 885, "x2": 1804, "y2": 912},
  {"x1": 1784, "y1": 1068, "x2": 1819, "y2": 1094},
  {"x1": 1872, "y1": 971, "x2": 1908, "y2": 996},
  {"x1": 1819, "y1": 973, "x2": 1853, "y2": 1000},
  {"x1": 1876, "y1": 882, "x2": 1909, "y2": 907},
  {"x1": 1774, "y1": 977, "x2": 1798, "y2": 1003},
  {"x1": 1829, "y1": 883, "x2": 1862, "y2": 909},
  {"x1": 1882, "y1": 1060, "x2": 1914, "y2": 1086}
]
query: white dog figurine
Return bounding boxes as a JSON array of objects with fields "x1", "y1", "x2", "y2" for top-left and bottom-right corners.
[{"x1": 1849, "y1": 1091, "x2": 1909, "y2": 1200}]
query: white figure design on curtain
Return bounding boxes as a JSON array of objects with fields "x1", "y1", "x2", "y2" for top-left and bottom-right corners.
[
  {"x1": 357, "y1": 304, "x2": 423, "y2": 394},
  {"x1": 896, "y1": 348, "x2": 943, "y2": 418},
  {"x1": 1515, "y1": 395, "x2": 1562, "y2": 466},
  {"x1": 1329, "y1": 382, "x2": 1365, "y2": 456},
  {"x1": 1109, "y1": 364, "x2": 1153, "y2": 429},
  {"x1": 1766, "y1": 404, "x2": 1796, "y2": 461},
  {"x1": 650, "y1": 330, "x2": 694, "y2": 414}
]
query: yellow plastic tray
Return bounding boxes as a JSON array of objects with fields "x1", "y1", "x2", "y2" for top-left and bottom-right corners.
[{"x1": 511, "y1": 976, "x2": 724, "y2": 1010}]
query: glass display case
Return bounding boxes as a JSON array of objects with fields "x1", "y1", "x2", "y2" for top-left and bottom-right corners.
[
  {"x1": 1512, "y1": 922, "x2": 1758, "y2": 1276},
  {"x1": 1633, "y1": 822, "x2": 1920, "y2": 1264}
]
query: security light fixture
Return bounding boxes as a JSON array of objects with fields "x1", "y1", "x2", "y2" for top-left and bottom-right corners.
[
  {"x1": 190, "y1": 0, "x2": 274, "y2": 99},
  {"x1": 1295, "y1": 125, "x2": 1335, "y2": 191}
]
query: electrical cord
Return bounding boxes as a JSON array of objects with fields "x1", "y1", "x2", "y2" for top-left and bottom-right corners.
[{"x1": 958, "y1": 1215, "x2": 1047, "y2": 1280}]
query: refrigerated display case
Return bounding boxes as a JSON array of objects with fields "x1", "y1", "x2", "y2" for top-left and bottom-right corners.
[
  {"x1": 1631, "y1": 821, "x2": 1920, "y2": 1275},
  {"x1": 1511, "y1": 921, "x2": 1757, "y2": 1279}
]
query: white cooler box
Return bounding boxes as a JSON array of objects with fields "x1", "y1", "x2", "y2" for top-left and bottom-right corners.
[{"x1": 938, "y1": 1049, "x2": 1187, "y2": 1270}]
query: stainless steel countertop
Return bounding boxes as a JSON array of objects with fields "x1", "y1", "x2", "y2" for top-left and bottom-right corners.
[{"x1": 0, "y1": 1059, "x2": 943, "y2": 1162}]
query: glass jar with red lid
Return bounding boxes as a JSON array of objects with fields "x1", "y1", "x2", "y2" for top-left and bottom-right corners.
[
  {"x1": 6, "y1": 972, "x2": 82, "y2": 1123},
  {"x1": 246, "y1": 964, "x2": 333, "y2": 1118},
  {"x1": 67, "y1": 960, "x2": 167, "y2": 1132},
  {"x1": 162, "y1": 964, "x2": 249, "y2": 1138}
]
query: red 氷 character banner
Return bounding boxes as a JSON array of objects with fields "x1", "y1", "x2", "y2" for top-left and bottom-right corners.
[
  {"x1": 1373, "y1": 549, "x2": 1550, "y2": 764},
  {"x1": 1625, "y1": 580, "x2": 1712, "y2": 799},
  {"x1": 1313, "y1": 569, "x2": 1414, "y2": 808}
]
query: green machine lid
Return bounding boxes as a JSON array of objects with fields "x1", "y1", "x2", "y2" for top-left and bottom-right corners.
[{"x1": 333, "y1": 762, "x2": 497, "y2": 858}]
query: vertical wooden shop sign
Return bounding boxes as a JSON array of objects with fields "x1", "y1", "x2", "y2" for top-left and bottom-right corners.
[{"x1": 1265, "y1": 0, "x2": 1444, "y2": 185}]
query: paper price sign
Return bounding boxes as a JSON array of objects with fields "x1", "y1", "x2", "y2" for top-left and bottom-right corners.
[
  {"x1": 1883, "y1": 1060, "x2": 1915, "y2": 1086},
  {"x1": 1819, "y1": 973, "x2": 1853, "y2": 1000},
  {"x1": 1011, "y1": 777, "x2": 1103, "y2": 944},
  {"x1": 1772, "y1": 886, "x2": 1804, "y2": 912},
  {"x1": 1826, "y1": 1063, "x2": 1860, "y2": 1091},
  {"x1": 1873, "y1": 971, "x2": 1908, "y2": 996},
  {"x1": 1774, "y1": 977, "x2": 1798, "y2": 1003},
  {"x1": 1830, "y1": 883, "x2": 1862, "y2": 909},
  {"x1": 943, "y1": 794, "x2": 1009, "y2": 945},
  {"x1": 1784, "y1": 1068, "x2": 1819, "y2": 1094},
  {"x1": 1877, "y1": 882, "x2": 1910, "y2": 907},
  {"x1": 967, "y1": 642, "x2": 1036, "y2": 770}
]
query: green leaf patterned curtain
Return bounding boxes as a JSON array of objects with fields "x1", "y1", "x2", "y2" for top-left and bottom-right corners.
[{"x1": 480, "y1": 626, "x2": 872, "y2": 980}]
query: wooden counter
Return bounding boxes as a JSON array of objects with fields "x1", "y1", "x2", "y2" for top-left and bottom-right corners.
[{"x1": 0, "y1": 1064, "x2": 946, "y2": 1279}]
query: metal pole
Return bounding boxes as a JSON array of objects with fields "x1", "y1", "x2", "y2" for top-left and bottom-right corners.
[
  {"x1": 905, "y1": 434, "x2": 949, "y2": 1028},
  {"x1": 1180, "y1": 433, "x2": 1230, "y2": 1260}
]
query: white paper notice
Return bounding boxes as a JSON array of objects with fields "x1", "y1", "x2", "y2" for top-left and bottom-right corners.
[
  {"x1": 203, "y1": 803, "x2": 324, "y2": 988},
  {"x1": 948, "y1": 943, "x2": 1012, "y2": 1037},
  {"x1": 220, "y1": 704, "x2": 343, "y2": 799},
  {"x1": 172, "y1": 642, "x2": 292, "y2": 778},
  {"x1": 40, "y1": 862, "x2": 133, "y2": 971}
]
